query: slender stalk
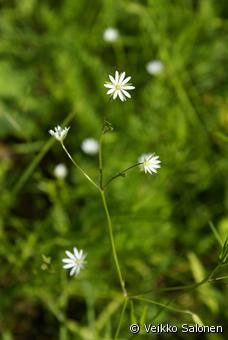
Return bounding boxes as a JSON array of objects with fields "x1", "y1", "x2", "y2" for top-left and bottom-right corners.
[
  {"x1": 61, "y1": 142, "x2": 101, "y2": 192},
  {"x1": 133, "y1": 297, "x2": 195, "y2": 318},
  {"x1": 114, "y1": 297, "x2": 128, "y2": 340},
  {"x1": 99, "y1": 128, "x2": 127, "y2": 296},
  {"x1": 99, "y1": 134, "x2": 103, "y2": 189},
  {"x1": 209, "y1": 221, "x2": 223, "y2": 247},
  {"x1": 61, "y1": 134, "x2": 127, "y2": 297},
  {"x1": 100, "y1": 190, "x2": 127, "y2": 297},
  {"x1": 130, "y1": 263, "x2": 223, "y2": 297},
  {"x1": 207, "y1": 264, "x2": 222, "y2": 281},
  {"x1": 208, "y1": 275, "x2": 228, "y2": 282},
  {"x1": 130, "y1": 277, "x2": 208, "y2": 297},
  {"x1": 104, "y1": 163, "x2": 141, "y2": 189}
]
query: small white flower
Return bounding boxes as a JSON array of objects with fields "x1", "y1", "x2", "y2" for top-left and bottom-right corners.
[
  {"x1": 138, "y1": 153, "x2": 161, "y2": 175},
  {"x1": 81, "y1": 138, "x2": 99, "y2": 155},
  {"x1": 103, "y1": 27, "x2": 119, "y2": 42},
  {"x1": 62, "y1": 247, "x2": 86, "y2": 276},
  {"x1": 146, "y1": 60, "x2": 164, "y2": 75},
  {"x1": 104, "y1": 71, "x2": 135, "y2": 101},
  {"x1": 49, "y1": 125, "x2": 70, "y2": 142},
  {"x1": 54, "y1": 163, "x2": 68, "y2": 179}
]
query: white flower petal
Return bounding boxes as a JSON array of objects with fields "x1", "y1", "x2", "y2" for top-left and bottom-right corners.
[
  {"x1": 121, "y1": 76, "x2": 131, "y2": 85},
  {"x1": 70, "y1": 266, "x2": 77, "y2": 276},
  {"x1": 62, "y1": 259, "x2": 74, "y2": 263},
  {"x1": 74, "y1": 247, "x2": 79, "y2": 258},
  {"x1": 65, "y1": 250, "x2": 75, "y2": 260},
  {"x1": 122, "y1": 89, "x2": 131, "y2": 98},
  {"x1": 122, "y1": 85, "x2": 135, "y2": 90},
  {"x1": 107, "y1": 88, "x2": 115, "y2": 94},
  {"x1": 77, "y1": 249, "x2": 82, "y2": 258},
  {"x1": 104, "y1": 83, "x2": 114, "y2": 88},
  {"x1": 63, "y1": 263, "x2": 75, "y2": 269},
  {"x1": 118, "y1": 91, "x2": 125, "y2": 101},
  {"x1": 115, "y1": 70, "x2": 119, "y2": 83},
  {"x1": 113, "y1": 91, "x2": 118, "y2": 99},
  {"x1": 118, "y1": 72, "x2": 126, "y2": 84},
  {"x1": 109, "y1": 75, "x2": 116, "y2": 83}
]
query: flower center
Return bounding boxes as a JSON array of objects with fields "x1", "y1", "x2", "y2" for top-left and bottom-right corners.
[
  {"x1": 74, "y1": 259, "x2": 83, "y2": 266},
  {"x1": 115, "y1": 84, "x2": 121, "y2": 90},
  {"x1": 144, "y1": 160, "x2": 150, "y2": 167}
]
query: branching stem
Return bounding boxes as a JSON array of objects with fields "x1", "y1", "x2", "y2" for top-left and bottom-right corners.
[
  {"x1": 61, "y1": 142, "x2": 101, "y2": 192},
  {"x1": 104, "y1": 163, "x2": 141, "y2": 189}
]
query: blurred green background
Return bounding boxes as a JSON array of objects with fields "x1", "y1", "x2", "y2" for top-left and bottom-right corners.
[{"x1": 0, "y1": 0, "x2": 228, "y2": 339}]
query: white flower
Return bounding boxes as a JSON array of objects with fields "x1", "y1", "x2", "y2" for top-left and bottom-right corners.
[
  {"x1": 103, "y1": 27, "x2": 119, "y2": 42},
  {"x1": 104, "y1": 71, "x2": 135, "y2": 101},
  {"x1": 49, "y1": 125, "x2": 70, "y2": 142},
  {"x1": 138, "y1": 153, "x2": 161, "y2": 175},
  {"x1": 146, "y1": 60, "x2": 164, "y2": 75},
  {"x1": 62, "y1": 247, "x2": 86, "y2": 276},
  {"x1": 81, "y1": 138, "x2": 99, "y2": 155},
  {"x1": 54, "y1": 163, "x2": 68, "y2": 179}
]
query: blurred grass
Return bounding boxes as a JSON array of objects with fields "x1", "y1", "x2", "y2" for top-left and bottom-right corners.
[{"x1": 0, "y1": 0, "x2": 228, "y2": 339}]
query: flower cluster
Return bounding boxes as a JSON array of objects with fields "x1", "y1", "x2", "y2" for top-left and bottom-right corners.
[{"x1": 49, "y1": 71, "x2": 161, "y2": 277}]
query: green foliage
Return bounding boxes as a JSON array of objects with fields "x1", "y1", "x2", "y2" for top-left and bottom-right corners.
[
  {"x1": 0, "y1": 0, "x2": 227, "y2": 338},
  {"x1": 219, "y1": 237, "x2": 228, "y2": 264}
]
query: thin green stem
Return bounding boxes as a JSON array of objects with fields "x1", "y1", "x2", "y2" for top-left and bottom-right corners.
[
  {"x1": 99, "y1": 134, "x2": 103, "y2": 189},
  {"x1": 61, "y1": 126, "x2": 127, "y2": 298},
  {"x1": 114, "y1": 297, "x2": 128, "y2": 340},
  {"x1": 61, "y1": 142, "x2": 101, "y2": 192},
  {"x1": 208, "y1": 275, "x2": 228, "y2": 282},
  {"x1": 99, "y1": 126, "x2": 127, "y2": 296},
  {"x1": 100, "y1": 190, "x2": 127, "y2": 297},
  {"x1": 133, "y1": 297, "x2": 195, "y2": 318},
  {"x1": 209, "y1": 221, "x2": 223, "y2": 247},
  {"x1": 207, "y1": 264, "x2": 222, "y2": 281},
  {"x1": 130, "y1": 263, "x2": 224, "y2": 298},
  {"x1": 130, "y1": 277, "x2": 208, "y2": 297},
  {"x1": 104, "y1": 163, "x2": 141, "y2": 189}
]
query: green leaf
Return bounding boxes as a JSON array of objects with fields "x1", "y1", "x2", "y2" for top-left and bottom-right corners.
[
  {"x1": 188, "y1": 253, "x2": 218, "y2": 313},
  {"x1": 191, "y1": 313, "x2": 204, "y2": 326}
]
